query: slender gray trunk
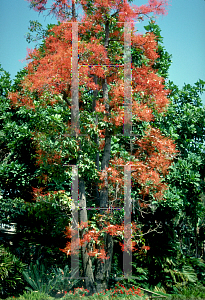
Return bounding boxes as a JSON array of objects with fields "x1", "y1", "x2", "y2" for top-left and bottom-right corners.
[
  {"x1": 79, "y1": 177, "x2": 97, "y2": 295},
  {"x1": 93, "y1": 19, "x2": 114, "y2": 292},
  {"x1": 79, "y1": 17, "x2": 114, "y2": 295},
  {"x1": 92, "y1": 75, "x2": 100, "y2": 206},
  {"x1": 72, "y1": 0, "x2": 76, "y2": 20}
]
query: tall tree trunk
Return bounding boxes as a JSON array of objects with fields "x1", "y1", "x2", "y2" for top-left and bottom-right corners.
[
  {"x1": 71, "y1": 0, "x2": 77, "y2": 20},
  {"x1": 93, "y1": 19, "x2": 114, "y2": 292},
  {"x1": 79, "y1": 177, "x2": 97, "y2": 296},
  {"x1": 94, "y1": 232, "x2": 114, "y2": 292},
  {"x1": 92, "y1": 75, "x2": 100, "y2": 206},
  {"x1": 80, "y1": 17, "x2": 114, "y2": 295}
]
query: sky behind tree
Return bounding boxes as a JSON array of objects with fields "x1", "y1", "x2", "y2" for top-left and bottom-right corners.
[{"x1": 0, "y1": 0, "x2": 204, "y2": 103}]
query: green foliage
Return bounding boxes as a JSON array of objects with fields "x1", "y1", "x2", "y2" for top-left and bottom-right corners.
[
  {"x1": 0, "y1": 66, "x2": 74, "y2": 268},
  {"x1": 23, "y1": 261, "x2": 84, "y2": 296},
  {"x1": 6, "y1": 291, "x2": 54, "y2": 300},
  {"x1": 0, "y1": 194, "x2": 71, "y2": 269},
  {"x1": 157, "y1": 80, "x2": 205, "y2": 156},
  {"x1": 0, "y1": 245, "x2": 26, "y2": 298},
  {"x1": 26, "y1": 21, "x2": 51, "y2": 44},
  {"x1": 4, "y1": 286, "x2": 205, "y2": 300},
  {"x1": 0, "y1": 67, "x2": 37, "y2": 200},
  {"x1": 0, "y1": 196, "x2": 25, "y2": 224},
  {"x1": 23, "y1": 261, "x2": 51, "y2": 293},
  {"x1": 163, "y1": 258, "x2": 197, "y2": 289},
  {"x1": 186, "y1": 257, "x2": 205, "y2": 285},
  {"x1": 167, "y1": 284, "x2": 205, "y2": 300},
  {"x1": 109, "y1": 56, "x2": 205, "y2": 292},
  {"x1": 130, "y1": 74, "x2": 205, "y2": 290},
  {"x1": 0, "y1": 188, "x2": 72, "y2": 268},
  {"x1": 11, "y1": 199, "x2": 72, "y2": 267},
  {"x1": 0, "y1": 67, "x2": 11, "y2": 97},
  {"x1": 144, "y1": 21, "x2": 172, "y2": 79},
  {"x1": 156, "y1": 80, "x2": 205, "y2": 259},
  {"x1": 0, "y1": 65, "x2": 73, "y2": 199}
]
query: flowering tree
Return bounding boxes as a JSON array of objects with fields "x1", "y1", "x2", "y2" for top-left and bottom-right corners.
[{"x1": 9, "y1": 0, "x2": 178, "y2": 295}]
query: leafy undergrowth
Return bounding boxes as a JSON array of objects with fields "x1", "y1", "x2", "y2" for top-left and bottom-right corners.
[
  {"x1": 4, "y1": 291, "x2": 147, "y2": 300},
  {"x1": 146, "y1": 284, "x2": 205, "y2": 300},
  {"x1": 3, "y1": 283, "x2": 148, "y2": 300},
  {"x1": 3, "y1": 284, "x2": 205, "y2": 300},
  {"x1": 4, "y1": 292, "x2": 53, "y2": 300},
  {"x1": 166, "y1": 284, "x2": 205, "y2": 300}
]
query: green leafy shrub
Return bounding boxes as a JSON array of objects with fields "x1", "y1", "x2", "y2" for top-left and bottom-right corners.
[
  {"x1": 0, "y1": 244, "x2": 26, "y2": 298},
  {"x1": 6, "y1": 291, "x2": 54, "y2": 300},
  {"x1": 47, "y1": 264, "x2": 84, "y2": 296},
  {"x1": 22, "y1": 261, "x2": 52, "y2": 294},
  {"x1": 0, "y1": 197, "x2": 26, "y2": 225},
  {"x1": 186, "y1": 256, "x2": 205, "y2": 285},
  {"x1": 23, "y1": 260, "x2": 83, "y2": 296},
  {"x1": 168, "y1": 284, "x2": 205, "y2": 299},
  {"x1": 2, "y1": 195, "x2": 72, "y2": 268}
]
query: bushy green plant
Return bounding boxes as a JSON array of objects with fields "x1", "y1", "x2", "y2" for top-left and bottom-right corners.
[
  {"x1": 23, "y1": 260, "x2": 83, "y2": 296},
  {"x1": 8, "y1": 195, "x2": 72, "y2": 268},
  {"x1": 162, "y1": 257, "x2": 197, "y2": 289},
  {"x1": 47, "y1": 264, "x2": 84, "y2": 296},
  {"x1": 22, "y1": 261, "x2": 51, "y2": 294},
  {"x1": 167, "y1": 283, "x2": 205, "y2": 299},
  {"x1": 0, "y1": 244, "x2": 26, "y2": 298},
  {"x1": 0, "y1": 197, "x2": 26, "y2": 225},
  {"x1": 186, "y1": 256, "x2": 205, "y2": 285},
  {"x1": 6, "y1": 291, "x2": 54, "y2": 300}
]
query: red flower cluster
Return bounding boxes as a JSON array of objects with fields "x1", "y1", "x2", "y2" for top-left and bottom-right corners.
[{"x1": 110, "y1": 282, "x2": 143, "y2": 298}]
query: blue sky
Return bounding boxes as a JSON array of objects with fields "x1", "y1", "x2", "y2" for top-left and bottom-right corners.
[{"x1": 0, "y1": 0, "x2": 205, "y2": 103}]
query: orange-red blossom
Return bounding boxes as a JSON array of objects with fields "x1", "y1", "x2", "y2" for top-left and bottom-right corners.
[{"x1": 60, "y1": 219, "x2": 145, "y2": 262}]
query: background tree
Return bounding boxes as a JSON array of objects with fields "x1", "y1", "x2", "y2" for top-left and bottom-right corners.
[
  {"x1": 0, "y1": 67, "x2": 37, "y2": 201},
  {"x1": 0, "y1": 65, "x2": 76, "y2": 275},
  {"x1": 122, "y1": 21, "x2": 205, "y2": 293},
  {"x1": 160, "y1": 79, "x2": 205, "y2": 257}
]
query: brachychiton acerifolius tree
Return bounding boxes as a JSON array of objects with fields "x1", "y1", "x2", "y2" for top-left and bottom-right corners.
[{"x1": 9, "y1": 0, "x2": 178, "y2": 295}]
